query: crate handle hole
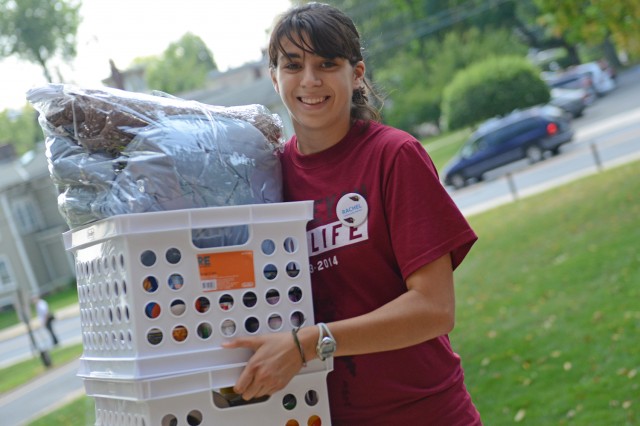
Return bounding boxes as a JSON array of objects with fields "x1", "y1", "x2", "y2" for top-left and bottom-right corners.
[
  {"x1": 192, "y1": 225, "x2": 249, "y2": 249},
  {"x1": 211, "y1": 387, "x2": 270, "y2": 408}
]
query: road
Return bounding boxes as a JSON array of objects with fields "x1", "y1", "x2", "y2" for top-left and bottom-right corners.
[
  {"x1": 0, "y1": 65, "x2": 638, "y2": 426},
  {"x1": 0, "y1": 313, "x2": 82, "y2": 369}
]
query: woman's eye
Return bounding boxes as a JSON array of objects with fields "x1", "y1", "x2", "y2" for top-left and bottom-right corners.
[
  {"x1": 321, "y1": 61, "x2": 337, "y2": 69},
  {"x1": 284, "y1": 62, "x2": 301, "y2": 71}
]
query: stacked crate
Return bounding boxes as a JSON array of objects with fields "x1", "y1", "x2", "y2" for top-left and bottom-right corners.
[{"x1": 64, "y1": 201, "x2": 332, "y2": 426}]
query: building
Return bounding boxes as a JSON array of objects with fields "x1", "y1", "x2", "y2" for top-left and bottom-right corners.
[{"x1": 0, "y1": 143, "x2": 75, "y2": 310}]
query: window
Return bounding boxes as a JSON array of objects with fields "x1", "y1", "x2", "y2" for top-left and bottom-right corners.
[
  {"x1": 11, "y1": 196, "x2": 44, "y2": 234},
  {"x1": 0, "y1": 257, "x2": 16, "y2": 290}
]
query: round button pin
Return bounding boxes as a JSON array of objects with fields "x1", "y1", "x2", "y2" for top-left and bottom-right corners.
[{"x1": 336, "y1": 193, "x2": 368, "y2": 227}]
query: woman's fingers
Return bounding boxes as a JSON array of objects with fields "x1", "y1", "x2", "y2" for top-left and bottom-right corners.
[{"x1": 222, "y1": 332, "x2": 300, "y2": 400}]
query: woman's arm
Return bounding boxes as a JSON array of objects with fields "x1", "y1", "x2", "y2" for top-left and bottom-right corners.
[
  {"x1": 305, "y1": 252, "x2": 455, "y2": 357},
  {"x1": 222, "y1": 252, "x2": 456, "y2": 399}
]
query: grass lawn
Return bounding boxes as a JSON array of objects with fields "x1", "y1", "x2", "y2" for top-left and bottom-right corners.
[
  {"x1": 25, "y1": 160, "x2": 639, "y2": 425},
  {"x1": 28, "y1": 395, "x2": 95, "y2": 426},
  {"x1": 0, "y1": 343, "x2": 83, "y2": 394},
  {"x1": 453, "y1": 160, "x2": 639, "y2": 425}
]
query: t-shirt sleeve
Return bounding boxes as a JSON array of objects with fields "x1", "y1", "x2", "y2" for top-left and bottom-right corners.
[{"x1": 383, "y1": 139, "x2": 477, "y2": 279}]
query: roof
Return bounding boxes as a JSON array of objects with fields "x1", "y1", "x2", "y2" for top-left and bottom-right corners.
[
  {"x1": 0, "y1": 143, "x2": 50, "y2": 191},
  {"x1": 0, "y1": 161, "x2": 29, "y2": 189},
  {"x1": 184, "y1": 75, "x2": 282, "y2": 109}
]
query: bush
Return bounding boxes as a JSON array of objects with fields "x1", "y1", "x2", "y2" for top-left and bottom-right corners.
[
  {"x1": 376, "y1": 28, "x2": 528, "y2": 134},
  {"x1": 441, "y1": 56, "x2": 550, "y2": 130}
]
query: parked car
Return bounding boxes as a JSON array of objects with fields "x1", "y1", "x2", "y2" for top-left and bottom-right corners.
[
  {"x1": 598, "y1": 58, "x2": 617, "y2": 81},
  {"x1": 549, "y1": 87, "x2": 589, "y2": 118},
  {"x1": 442, "y1": 105, "x2": 574, "y2": 189},
  {"x1": 573, "y1": 62, "x2": 616, "y2": 96},
  {"x1": 543, "y1": 71, "x2": 597, "y2": 105}
]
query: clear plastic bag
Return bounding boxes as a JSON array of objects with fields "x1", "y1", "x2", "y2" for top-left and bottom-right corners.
[{"x1": 27, "y1": 84, "x2": 284, "y2": 230}]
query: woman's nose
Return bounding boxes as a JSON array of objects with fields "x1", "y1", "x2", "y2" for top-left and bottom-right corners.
[{"x1": 300, "y1": 67, "x2": 321, "y2": 88}]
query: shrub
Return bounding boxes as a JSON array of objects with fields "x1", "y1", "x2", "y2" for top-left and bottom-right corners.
[
  {"x1": 441, "y1": 56, "x2": 550, "y2": 130},
  {"x1": 376, "y1": 28, "x2": 528, "y2": 133}
]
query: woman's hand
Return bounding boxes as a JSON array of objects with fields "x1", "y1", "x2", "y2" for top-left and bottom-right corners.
[{"x1": 222, "y1": 331, "x2": 306, "y2": 400}]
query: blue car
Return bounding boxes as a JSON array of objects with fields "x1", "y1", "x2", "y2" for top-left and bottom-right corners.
[{"x1": 442, "y1": 105, "x2": 574, "y2": 189}]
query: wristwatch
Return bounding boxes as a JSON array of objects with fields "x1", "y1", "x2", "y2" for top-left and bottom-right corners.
[{"x1": 316, "y1": 322, "x2": 337, "y2": 361}]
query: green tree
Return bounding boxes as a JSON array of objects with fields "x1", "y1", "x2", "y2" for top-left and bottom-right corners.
[
  {"x1": 0, "y1": 0, "x2": 81, "y2": 82},
  {"x1": 323, "y1": 0, "x2": 530, "y2": 131},
  {"x1": 510, "y1": 0, "x2": 582, "y2": 66},
  {"x1": 326, "y1": 0, "x2": 520, "y2": 69},
  {"x1": 0, "y1": 105, "x2": 41, "y2": 155},
  {"x1": 535, "y1": 0, "x2": 640, "y2": 62},
  {"x1": 377, "y1": 27, "x2": 527, "y2": 132},
  {"x1": 138, "y1": 33, "x2": 218, "y2": 95}
]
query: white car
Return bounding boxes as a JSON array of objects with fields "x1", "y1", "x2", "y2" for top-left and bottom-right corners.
[
  {"x1": 550, "y1": 87, "x2": 589, "y2": 118},
  {"x1": 574, "y1": 62, "x2": 616, "y2": 96}
]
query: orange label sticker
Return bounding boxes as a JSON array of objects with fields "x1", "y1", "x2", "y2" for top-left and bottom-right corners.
[{"x1": 197, "y1": 251, "x2": 255, "y2": 292}]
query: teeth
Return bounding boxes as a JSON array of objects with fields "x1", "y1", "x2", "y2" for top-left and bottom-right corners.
[{"x1": 300, "y1": 97, "x2": 326, "y2": 105}]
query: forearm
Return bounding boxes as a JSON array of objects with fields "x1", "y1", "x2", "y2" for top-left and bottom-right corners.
[
  {"x1": 299, "y1": 290, "x2": 454, "y2": 362},
  {"x1": 298, "y1": 254, "x2": 456, "y2": 360}
]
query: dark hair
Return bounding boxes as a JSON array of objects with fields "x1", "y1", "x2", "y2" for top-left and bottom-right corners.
[{"x1": 268, "y1": 2, "x2": 381, "y2": 123}]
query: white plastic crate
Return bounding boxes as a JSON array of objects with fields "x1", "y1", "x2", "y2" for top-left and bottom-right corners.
[
  {"x1": 82, "y1": 359, "x2": 329, "y2": 401},
  {"x1": 64, "y1": 201, "x2": 317, "y2": 379},
  {"x1": 91, "y1": 361, "x2": 332, "y2": 426}
]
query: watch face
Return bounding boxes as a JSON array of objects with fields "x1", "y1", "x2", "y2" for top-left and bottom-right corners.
[{"x1": 319, "y1": 336, "x2": 336, "y2": 359}]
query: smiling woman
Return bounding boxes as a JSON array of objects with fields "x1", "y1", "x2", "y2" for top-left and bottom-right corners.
[{"x1": 221, "y1": 4, "x2": 483, "y2": 425}]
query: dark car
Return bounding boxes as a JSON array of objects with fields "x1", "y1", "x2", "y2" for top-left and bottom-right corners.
[{"x1": 443, "y1": 105, "x2": 574, "y2": 189}]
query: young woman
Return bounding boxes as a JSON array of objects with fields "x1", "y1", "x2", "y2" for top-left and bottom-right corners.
[{"x1": 223, "y1": 3, "x2": 482, "y2": 424}]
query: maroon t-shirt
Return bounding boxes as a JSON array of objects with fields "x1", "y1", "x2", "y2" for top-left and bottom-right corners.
[{"x1": 281, "y1": 121, "x2": 481, "y2": 425}]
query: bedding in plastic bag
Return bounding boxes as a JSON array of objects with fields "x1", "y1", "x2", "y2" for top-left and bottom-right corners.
[{"x1": 27, "y1": 84, "x2": 284, "y2": 240}]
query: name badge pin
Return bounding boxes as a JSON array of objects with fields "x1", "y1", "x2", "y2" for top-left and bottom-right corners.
[{"x1": 336, "y1": 193, "x2": 368, "y2": 228}]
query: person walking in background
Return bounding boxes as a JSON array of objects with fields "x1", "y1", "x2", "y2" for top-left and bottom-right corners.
[
  {"x1": 34, "y1": 295, "x2": 59, "y2": 346},
  {"x1": 223, "y1": 3, "x2": 482, "y2": 424}
]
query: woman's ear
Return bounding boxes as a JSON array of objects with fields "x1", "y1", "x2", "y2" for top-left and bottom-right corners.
[
  {"x1": 354, "y1": 61, "x2": 366, "y2": 86},
  {"x1": 270, "y1": 68, "x2": 280, "y2": 94}
]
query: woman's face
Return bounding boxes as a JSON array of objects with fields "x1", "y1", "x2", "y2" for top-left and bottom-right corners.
[{"x1": 271, "y1": 35, "x2": 364, "y2": 149}]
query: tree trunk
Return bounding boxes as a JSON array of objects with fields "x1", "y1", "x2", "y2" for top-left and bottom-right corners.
[
  {"x1": 602, "y1": 35, "x2": 622, "y2": 69},
  {"x1": 36, "y1": 54, "x2": 52, "y2": 82},
  {"x1": 562, "y1": 42, "x2": 581, "y2": 66}
]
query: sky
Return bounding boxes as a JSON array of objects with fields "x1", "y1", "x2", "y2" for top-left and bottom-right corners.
[{"x1": 0, "y1": 0, "x2": 292, "y2": 111}]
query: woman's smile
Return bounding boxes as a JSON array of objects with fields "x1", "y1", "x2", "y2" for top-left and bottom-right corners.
[{"x1": 299, "y1": 96, "x2": 329, "y2": 105}]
